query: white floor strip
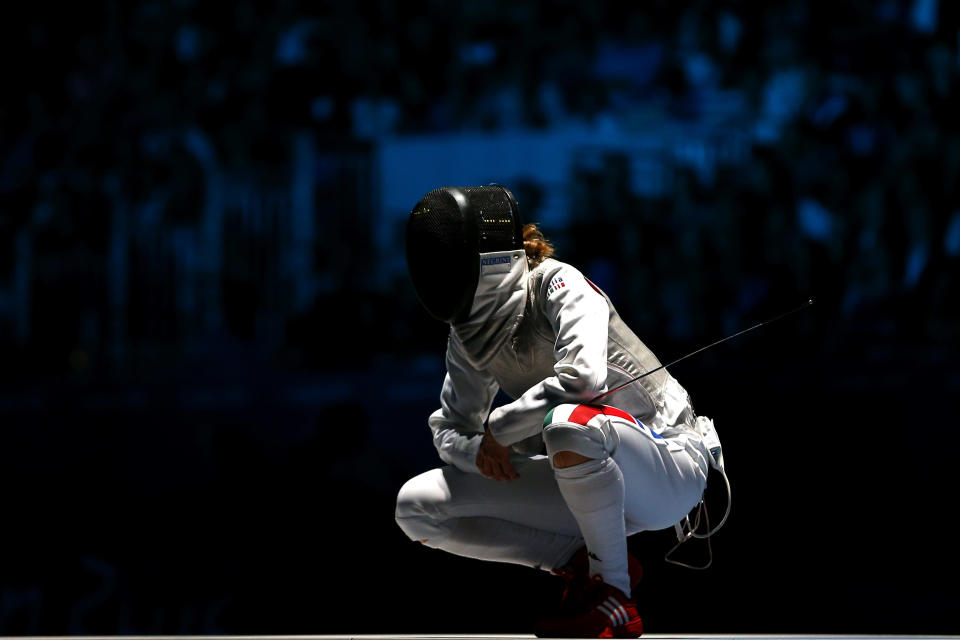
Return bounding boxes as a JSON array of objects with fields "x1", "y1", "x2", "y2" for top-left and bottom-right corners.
[{"x1": 5, "y1": 635, "x2": 959, "y2": 640}]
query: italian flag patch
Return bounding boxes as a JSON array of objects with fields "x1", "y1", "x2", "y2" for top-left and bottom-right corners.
[
  {"x1": 544, "y1": 403, "x2": 664, "y2": 440},
  {"x1": 546, "y1": 275, "x2": 566, "y2": 298},
  {"x1": 543, "y1": 404, "x2": 639, "y2": 429}
]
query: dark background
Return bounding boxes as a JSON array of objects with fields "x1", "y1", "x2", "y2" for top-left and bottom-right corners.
[{"x1": 1, "y1": 0, "x2": 959, "y2": 635}]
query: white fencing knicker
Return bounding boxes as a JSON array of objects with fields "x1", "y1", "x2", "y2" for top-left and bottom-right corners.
[{"x1": 395, "y1": 403, "x2": 711, "y2": 591}]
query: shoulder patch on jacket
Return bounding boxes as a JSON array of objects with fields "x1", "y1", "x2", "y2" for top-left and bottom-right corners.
[{"x1": 546, "y1": 275, "x2": 566, "y2": 298}]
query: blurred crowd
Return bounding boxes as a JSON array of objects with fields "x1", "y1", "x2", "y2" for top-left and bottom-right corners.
[
  {"x1": 2, "y1": 1, "x2": 958, "y2": 386},
  {"x1": 2, "y1": 0, "x2": 959, "y2": 382}
]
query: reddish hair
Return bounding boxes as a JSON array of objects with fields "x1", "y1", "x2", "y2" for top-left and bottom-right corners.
[{"x1": 523, "y1": 223, "x2": 555, "y2": 268}]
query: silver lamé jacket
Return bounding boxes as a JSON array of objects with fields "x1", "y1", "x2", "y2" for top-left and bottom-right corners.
[{"x1": 429, "y1": 247, "x2": 703, "y2": 473}]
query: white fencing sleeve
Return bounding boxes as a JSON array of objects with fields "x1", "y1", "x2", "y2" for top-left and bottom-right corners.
[
  {"x1": 427, "y1": 330, "x2": 500, "y2": 473},
  {"x1": 487, "y1": 262, "x2": 609, "y2": 447}
]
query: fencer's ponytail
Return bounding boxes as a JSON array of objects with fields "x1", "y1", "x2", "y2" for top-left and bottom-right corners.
[{"x1": 522, "y1": 223, "x2": 555, "y2": 268}]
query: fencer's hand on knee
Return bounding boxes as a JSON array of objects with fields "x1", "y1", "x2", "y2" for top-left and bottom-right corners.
[{"x1": 476, "y1": 429, "x2": 519, "y2": 481}]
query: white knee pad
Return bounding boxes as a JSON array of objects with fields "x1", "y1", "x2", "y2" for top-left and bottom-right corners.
[{"x1": 542, "y1": 403, "x2": 620, "y2": 466}]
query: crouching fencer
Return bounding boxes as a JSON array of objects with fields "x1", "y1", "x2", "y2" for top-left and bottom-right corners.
[{"x1": 395, "y1": 185, "x2": 726, "y2": 638}]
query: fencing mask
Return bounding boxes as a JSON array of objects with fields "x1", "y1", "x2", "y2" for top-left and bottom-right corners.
[{"x1": 406, "y1": 185, "x2": 524, "y2": 323}]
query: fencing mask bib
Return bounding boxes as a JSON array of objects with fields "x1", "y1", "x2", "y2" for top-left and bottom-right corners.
[{"x1": 406, "y1": 185, "x2": 524, "y2": 323}]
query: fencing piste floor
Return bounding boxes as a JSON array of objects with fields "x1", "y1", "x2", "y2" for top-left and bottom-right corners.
[{"x1": 6, "y1": 635, "x2": 958, "y2": 640}]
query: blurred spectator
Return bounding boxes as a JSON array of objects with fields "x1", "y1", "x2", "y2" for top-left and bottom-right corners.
[{"x1": 0, "y1": 0, "x2": 957, "y2": 380}]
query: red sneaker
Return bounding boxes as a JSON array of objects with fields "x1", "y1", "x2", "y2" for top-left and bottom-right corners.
[
  {"x1": 535, "y1": 576, "x2": 644, "y2": 638},
  {"x1": 552, "y1": 546, "x2": 643, "y2": 613}
]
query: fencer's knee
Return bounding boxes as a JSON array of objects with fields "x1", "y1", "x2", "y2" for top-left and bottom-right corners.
[
  {"x1": 394, "y1": 477, "x2": 424, "y2": 521},
  {"x1": 542, "y1": 404, "x2": 618, "y2": 466},
  {"x1": 552, "y1": 450, "x2": 593, "y2": 468},
  {"x1": 395, "y1": 472, "x2": 446, "y2": 543}
]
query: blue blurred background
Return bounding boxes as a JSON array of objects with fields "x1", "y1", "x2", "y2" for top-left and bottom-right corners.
[{"x1": 1, "y1": 0, "x2": 959, "y2": 635}]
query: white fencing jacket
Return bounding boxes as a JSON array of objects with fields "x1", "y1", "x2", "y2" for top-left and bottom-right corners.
[{"x1": 429, "y1": 249, "x2": 706, "y2": 474}]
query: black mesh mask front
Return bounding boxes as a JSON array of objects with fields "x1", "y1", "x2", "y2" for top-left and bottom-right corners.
[{"x1": 406, "y1": 185, "x2": 524, "y2": 323}]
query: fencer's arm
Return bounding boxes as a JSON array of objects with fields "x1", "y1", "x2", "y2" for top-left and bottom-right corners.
[
  {"x1": 486, "y1": 263, "x2": 609, "y2": 447},
  {"x1": 427, "y1": 333, "x2": 500, "y2": 473}
]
